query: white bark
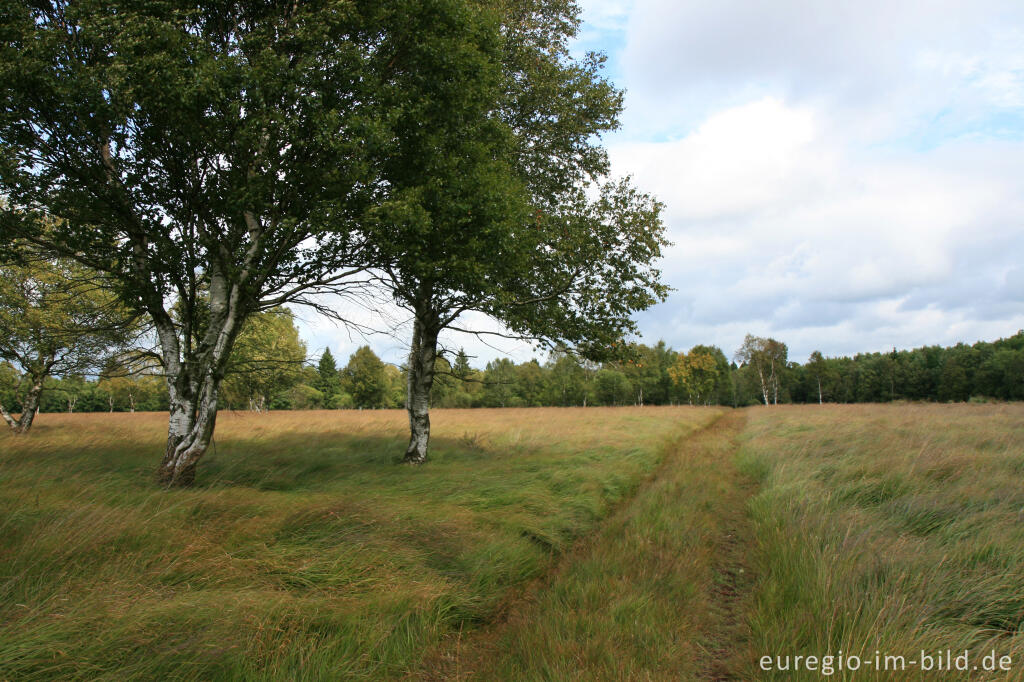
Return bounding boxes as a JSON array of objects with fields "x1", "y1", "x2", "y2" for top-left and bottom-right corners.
[
  {"x1": 154, "y1": 264, "x2": 243, "y2": 486},
  {"x1": 757, "y1": 364, "x2": 769, "y2": 406},
  {"x1": 404, "y1": 314, "x2": 439, "y2": 463},
  {"x1": 1, "y1": 379, "x2": 43, "y2": 434}
]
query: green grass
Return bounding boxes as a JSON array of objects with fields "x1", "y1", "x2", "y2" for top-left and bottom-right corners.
[
  {"x1": 0, "y1": 407, "x2": 715, "y2": 680},
  {"x1": 440, "y1": 409, "x2": 751, "y2": 680},
  {"x1": 738, "y1": 403, "x2": 1024, "y2": 680},
  {"x1": 5, "y1": 403, "x2": 1024, "y2": 681}
]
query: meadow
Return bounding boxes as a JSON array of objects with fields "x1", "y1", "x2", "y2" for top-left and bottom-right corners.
[
  {"x1": 2, "y1": 403, "x2": 1023, "y2": 680},
  {"x1": 0, "y1": 407, "x2": 716, "y2": 679},
  {"x1": 737, "y1": 403, "x2": 1024, "y2": 680}
]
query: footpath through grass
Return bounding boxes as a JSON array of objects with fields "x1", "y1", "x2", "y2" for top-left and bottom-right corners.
[
  {"x1": 0, "y1": 407, "x2": 716, "y2": 680},
  {"x1": 433, "y1": 410, "x2": 756, "y2": 680}
]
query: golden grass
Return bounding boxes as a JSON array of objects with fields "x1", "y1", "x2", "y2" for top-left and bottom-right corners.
[
  {"x1": 737, "y1": 403, "x2": 1024, "y2": 681},
  {"x1": 0, "y1": 406, "x2": 717, "y2": 680},
  {"x1": 4, "y1": 403, "x2": 1022, "y2": 680},
  {"x1": 432, "y1": 408, "x2": 749, "y2": 680}
]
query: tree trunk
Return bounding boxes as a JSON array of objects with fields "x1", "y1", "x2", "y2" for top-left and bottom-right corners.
[
  {"x1": 404, "y1": 315, "x2": 439, "y2": 464},
  {"x1": 817, "y1": 377, "x2": 823, "y2": 404},
  {"x1": 157, "y1": 372, "x2": 221, "y2": 487},
  {"x1": 150, "y1": 263, "x2": 244, "y2": 487},
  {"x1": 769, "y1": 359, "x2": 779, "y2": 405},
  {"x1": 1, "y1": 405, "x2": 18, "y2": 432},
  {"x1": 757, "y1": 365, "x2": 769, "y2": 406},
  {"x1": 0, "y1": 378, "x2": 43, "y2": 434}
]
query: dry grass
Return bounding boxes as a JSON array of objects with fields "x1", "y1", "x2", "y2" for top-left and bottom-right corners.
[
  {"x1": 4, "y1": 403, "x2": 1023, "y2": 681},
  {"x1": 737, "y1": 403, "x2": 1024, "y2": 680},
  {"x1": 0, "y1": 407, "x2": 715, "y2": 680},
  {"x1": 431, "y1": 408, "x2": 750, "y2": 680}
]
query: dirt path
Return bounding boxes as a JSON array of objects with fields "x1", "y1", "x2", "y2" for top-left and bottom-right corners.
[
  {"x1": 697, "y1": 411, "x2": 757, "y2": 680},
  {"x1": 419, "y1": 409, "x2": 758, "y2": 680}
]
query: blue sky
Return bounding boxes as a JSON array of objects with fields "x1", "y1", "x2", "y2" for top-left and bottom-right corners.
[{"x1": 298, "y1": 0, "x2": 1024, "y2": 368}]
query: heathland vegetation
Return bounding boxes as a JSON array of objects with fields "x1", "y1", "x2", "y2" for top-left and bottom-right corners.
[
  {"x1": 3, "y1": 404, "x2": 1022, "y2": 679},
  {"x1": 3, "y1": 2, "x2": 1022, "y2": 680},
  {"x1": 0, "y1": 407, "x2": 716, "y2": 678}
]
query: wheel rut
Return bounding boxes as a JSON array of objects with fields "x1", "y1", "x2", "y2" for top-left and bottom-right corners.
[{"x1": 418, "y1": 409, "x2": 758, "y2": 680}]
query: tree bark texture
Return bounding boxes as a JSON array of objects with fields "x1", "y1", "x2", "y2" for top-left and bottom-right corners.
[
  {"x1": 0, "y1": 378, "x2": 43, "y2": 434},
  {"x1": 404, "y1": 314, "x2": 439, "y2": 464},
  {"x1": 152, "y1": 266, "x2": 243, "y2": 487},
  {"x1": 157, "y1": 370, "x2": 223, "y2": 487}
]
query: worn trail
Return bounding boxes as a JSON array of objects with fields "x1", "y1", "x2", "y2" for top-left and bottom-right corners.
[{"x1": 420, "y1": 409, "x2": 758, "y2": 680}]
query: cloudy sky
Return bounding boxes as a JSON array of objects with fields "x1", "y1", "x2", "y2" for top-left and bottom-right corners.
[{"x1": 300, "y1": 0, "x2": 1024, "y2": 367}]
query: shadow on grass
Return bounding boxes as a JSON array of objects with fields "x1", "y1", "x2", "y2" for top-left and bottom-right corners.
[{"x1": 2, "y1": 427, "x2": 513, "y2": 494}]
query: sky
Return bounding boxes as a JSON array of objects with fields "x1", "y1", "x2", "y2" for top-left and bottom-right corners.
[{"x1": 298, "y1": 0, "x2": 1024, "y2": 368}]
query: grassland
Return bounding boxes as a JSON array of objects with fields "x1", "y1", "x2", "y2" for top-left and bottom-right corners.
[
  {"x1": 736, "y1": 403, "x2": 1024, "y2": 680},
  {"x1": 2, "y1": 403, "x2": 1023, "y2": 681},
  {"x1": 0, "y1": 407, "x2": 717, "y2": 680},
  {"x1": 434, "y1": 410, "x2": 755, "y2": 680}
]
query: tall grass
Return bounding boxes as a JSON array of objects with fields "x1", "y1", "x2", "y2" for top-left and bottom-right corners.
[
  {"x1": 0, "y1": 407, "x2": 714, "y2": 680},
  {"x1": 6, "y1": 404, "x2": 1020, "y2": 680},
  {"x1": 441, "y1": 409, "x2": 748, "y2": 680},
  {"x1": 738, "y1": 403, "x2": 1024, "y2": 680}
]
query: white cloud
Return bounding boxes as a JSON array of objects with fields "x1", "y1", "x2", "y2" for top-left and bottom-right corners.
[
  {"x1": 612, "y1": 97, "x2": 1024, "y2": 359},
  {"x1": 617, "y1": 0, "x2": 1024, "y2": 140}
]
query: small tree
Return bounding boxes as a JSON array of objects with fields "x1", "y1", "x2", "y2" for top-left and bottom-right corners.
[
  {"x1": 620, "y1": 343, "x2": 666, "y2": 407},
  {"x1": 315, "y1": 348, "x2": 342, "y2": 408},
  {"x1": 341, "y1": 346, "x2": 388, "y2": 409},
  {"x1": 545, "y1": 351, "x2": 588, "y2": 407},
  {"x1": 735, "y1": 335, "x2": 788, "y2": 405},
  {"x1": 669, "y1": 349, "x2": 720, "y2": 405},
  {"x1": 595, "y1": 368, "x2": 632, "y2": 406},
  {"x1": 482, "y1": 359, "x2": 517, "y2": 408},
  {"x1": 0, "y1": 254, "x2": 138, "y2": 432},
  {"x1": 806, "y1": 350, "x2": 830, "y2": 404}
]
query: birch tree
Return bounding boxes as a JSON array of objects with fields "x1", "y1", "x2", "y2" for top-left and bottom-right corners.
[
  {"x1": 806, "y1": 350, "x2": 828, "y2": 404},
  {"x1": 0, "y1": 1, "x2": 385, "y2": 484},
  {"x1": 735, "y1": 334, "x2": 788, "y2": 405},
  {"x1": 669, "y1": 348, "x2": 719, "y2": 406},
  {"x1": 0, "y1": 253, "x2": 138, "y2": 432},
  {"x1": 365, "y1": 0, "x2": 668, "y2": 462}
]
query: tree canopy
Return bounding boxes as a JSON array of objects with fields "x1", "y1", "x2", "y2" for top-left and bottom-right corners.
[
  {"x1": 362, "y1": 0, "x2": 668, "y2": 461},
  {"x1": 0, "y1": 0, "x2": 389, "y2": 483},
  {"x1": 2, "y1": 0, "x2": 675, "y2": 480}
]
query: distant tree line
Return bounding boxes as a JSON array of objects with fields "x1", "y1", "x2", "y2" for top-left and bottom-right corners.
[{"x1": 5, "y1": 311, "x2": 1020, "y2": 414}]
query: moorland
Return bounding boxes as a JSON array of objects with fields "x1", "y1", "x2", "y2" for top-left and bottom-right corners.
[{"x1": 2, "y1": 403, "x2": 1023, "y2": 680}]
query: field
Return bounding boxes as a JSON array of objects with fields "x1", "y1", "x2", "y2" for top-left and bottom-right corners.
[{"x1": 1, "y1": 404, "x2": 1023, "y2": 680}]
